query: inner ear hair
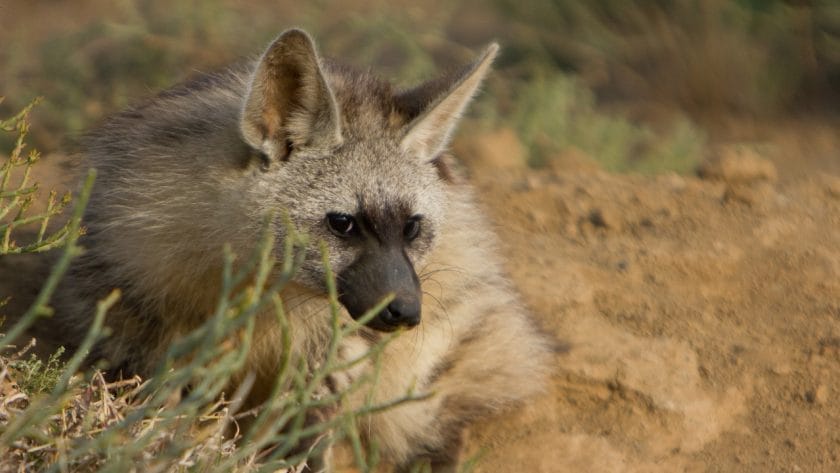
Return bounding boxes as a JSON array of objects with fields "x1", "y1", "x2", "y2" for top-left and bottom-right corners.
[
  {"x1": 250, "y1": 137, "x2": 294, "y2": 171},
  {"x1": 431, "y1": 153, "x2": 467, "y2": 184},
  {"x1": 397, "y1": 43, "x2": 499, "y2": 161},
  {"x1": 240, "y1": 29, "x2": 342, "y2": 162},
  {"x1": 430, "y1": 154, "x2": 454, "y2": 183}
]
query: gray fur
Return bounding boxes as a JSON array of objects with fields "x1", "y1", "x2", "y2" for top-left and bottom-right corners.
[{"x1": 51, "y1": 29, "x2": 553, "y2": 471}]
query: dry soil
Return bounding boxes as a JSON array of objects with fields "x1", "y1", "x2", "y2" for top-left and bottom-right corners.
[{"x1": 453, "y1": 127, "x2": 840, "y2": 472}]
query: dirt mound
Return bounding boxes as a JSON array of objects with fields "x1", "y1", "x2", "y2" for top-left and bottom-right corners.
[{"x1": 457, "y1": 130, "x2": 840, "y2": 472}]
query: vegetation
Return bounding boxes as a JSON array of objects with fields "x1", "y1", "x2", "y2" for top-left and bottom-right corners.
[
  {"x1": 502, "y1": 73, "x2": 705, "y2": 171},
  {"x1": 0, "y1": 98, "x2": 73, "y2": 255}
]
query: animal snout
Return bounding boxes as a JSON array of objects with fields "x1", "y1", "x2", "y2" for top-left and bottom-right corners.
[
  {"x1": 379, "y1": 297, "x2": 421, "y2": 329},
  {"x1": 336, "y1": 247, "x2": 422, "y2": 332}
]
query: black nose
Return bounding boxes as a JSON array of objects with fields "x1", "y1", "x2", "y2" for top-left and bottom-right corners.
[{"x1": 380, "y1": 297, "x2": 421, "y2": 328}]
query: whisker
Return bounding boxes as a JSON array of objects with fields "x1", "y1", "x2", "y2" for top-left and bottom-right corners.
[
  {"x1": 286, "y1": 294, "x2": 327, "y2": 318},
  {"x1": 421, "y1": 277, "x2": 445, "y2": 302},
  {"x1": 422, "y1": 288, "x2": 454, "y2": 340},
  {"x1": 418, "y1": 265, "x2": 468, "y2": 281},
  {"x1": 409, "y1": 318, "x2": 425, "y2": 359}
]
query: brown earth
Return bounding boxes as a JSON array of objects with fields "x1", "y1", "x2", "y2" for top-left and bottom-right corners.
[{"x1": 452, "y1": 128, "x2": 840, "y2": 472}]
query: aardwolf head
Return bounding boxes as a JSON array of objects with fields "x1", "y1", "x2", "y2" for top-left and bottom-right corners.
[{"x1": 240, "y1": 29, "x2": 497, "y2": 332}]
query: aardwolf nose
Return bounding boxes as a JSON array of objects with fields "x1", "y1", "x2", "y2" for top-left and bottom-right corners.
[{"x1": 381, "y1": 298, "x2": 421, "y2": 328}]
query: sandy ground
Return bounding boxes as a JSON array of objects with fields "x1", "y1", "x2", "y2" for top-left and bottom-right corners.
[
  {"x1": 452, "y1": 128, "x2": 840, "y2": 472},
  {"x1": 3, "y1": 123, "x2": 840, "y2": 472}
]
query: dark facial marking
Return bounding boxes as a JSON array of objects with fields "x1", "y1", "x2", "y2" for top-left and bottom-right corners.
[
  {"x1": 335, "y1": 197, "x2": 424, "y2": 331},
  {"x1": 355, "y1": 195, "x2": 413, "y2": 244}
]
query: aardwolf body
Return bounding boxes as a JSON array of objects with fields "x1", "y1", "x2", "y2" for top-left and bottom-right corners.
[{"x1": 50, "y1": 29, "x2": 552, "y2": 470}]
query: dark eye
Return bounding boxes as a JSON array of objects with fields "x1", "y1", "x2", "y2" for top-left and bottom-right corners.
[
  {"x1": 403, "y1": 216, "x2": 422, "y2": 241},
  {"x1": 327, "y1": 213, "x2": 356, "y2": 237}
]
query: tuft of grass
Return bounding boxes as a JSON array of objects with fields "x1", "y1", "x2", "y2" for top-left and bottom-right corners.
[
  {"x1": 8, "y1": 346, "x2": 67, "y2": 396},
  {"x1": 0, "y1": 97, "x2": 74, "y2": 255}
]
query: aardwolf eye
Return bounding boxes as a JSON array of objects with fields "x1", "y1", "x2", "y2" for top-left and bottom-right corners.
[
  {"x1": 403, "y1": 216, "x2": 422, "y2": 241},
  {"x1": 326, "y1": 213, "x2": 356, "y2": 237}
]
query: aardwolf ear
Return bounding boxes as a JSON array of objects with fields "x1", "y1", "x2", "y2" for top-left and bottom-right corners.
[
  {"x1": 397, "y1": 43, "x2": 499, "y2": 160},
  {"x1": 241, "y1": 29, "x2": 342, "y2": 161}
]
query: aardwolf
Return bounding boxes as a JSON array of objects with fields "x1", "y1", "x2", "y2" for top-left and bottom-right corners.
[{"x1": 50, "y1": 29, "x2": 552, "y2": 471}]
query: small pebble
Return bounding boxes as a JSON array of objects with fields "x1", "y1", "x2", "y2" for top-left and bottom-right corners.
[
  {"x1": 770, "y1": 363, "x2": 792, "y2": 376},
  {"x1": 805, "y1": 384, "x2": 829, "y2": 405}
]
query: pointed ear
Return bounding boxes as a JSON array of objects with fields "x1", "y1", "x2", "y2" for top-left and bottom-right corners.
[
  {"x1": 397, "y1": 43, "x2": 499, "y2": 160},
  {"x1": 241, "y1": 29, "x2": 342, "y2": 161}
]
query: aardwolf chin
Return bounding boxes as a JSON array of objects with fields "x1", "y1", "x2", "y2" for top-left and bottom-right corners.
[{"x1": 47, "y1": 29, "x2": 552, "y2": 471}]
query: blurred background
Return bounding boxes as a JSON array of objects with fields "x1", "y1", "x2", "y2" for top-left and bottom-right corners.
[{"x1": 1, "y1": 0, "x2": 839, "y2": 175}]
